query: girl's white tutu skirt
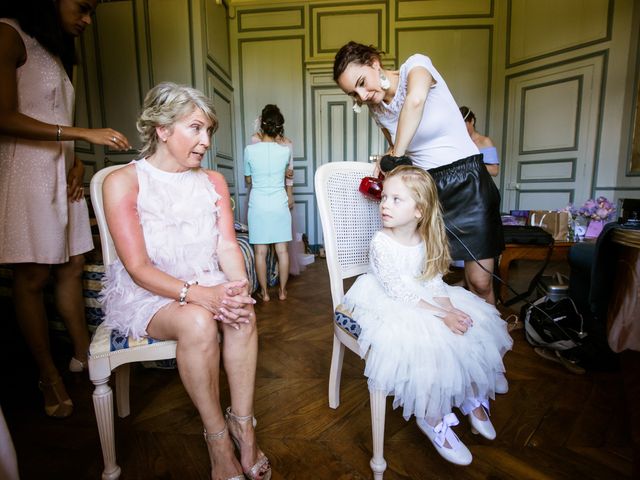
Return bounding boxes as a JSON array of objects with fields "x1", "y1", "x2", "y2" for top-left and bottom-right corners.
[{"x1": 342, "y1": 274, "x2": 513, "y2": 421}]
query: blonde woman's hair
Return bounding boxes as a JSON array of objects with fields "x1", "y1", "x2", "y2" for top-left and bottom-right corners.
[
  {"x1": 137, "y1": 82, "x2": 218, "y2": 158},
  {"x1": 384, "y1": 166, "x2": 451, "y2": 280}
]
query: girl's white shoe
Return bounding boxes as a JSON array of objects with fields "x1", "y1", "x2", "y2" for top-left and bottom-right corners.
[
  {"x1": 461, "y1": 397, "x2": 496, "y2": 440},
  {"x1": 416, "y1": 414, "x2": 472, "y2": 466},
  {"x1": 468, "y1": 406, "x2": 496, "y2": 440}
]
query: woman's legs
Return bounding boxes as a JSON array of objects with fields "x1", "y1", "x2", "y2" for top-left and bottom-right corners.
[
  {"x1": 221, "y1": 307, "x2": 270, "y2": 478},
  {"x1": 12, "y1": 263, "x2": 55, "y2": 379},
  {"x1": 253, "y1": 244, "x2": 270, "y2": 301},
  {"x1": 464, "y1": 258, "x2": 495, "y2": 305},
  {"x1": 274, "y1": 242, "x2": 289, "y2": 300},
  {"x1": 52, "y1": 255, "x2": 90, "y2": 364},
  {"x1": 12, "y1": 263, "x2": 73, "y2": 415},
  {"x1": 148, "y1": 303, "x2": 243, "y2": 479}
]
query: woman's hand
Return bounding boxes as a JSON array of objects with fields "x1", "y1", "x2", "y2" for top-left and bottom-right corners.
[
  {"x1": 81, "y1": 128, "x2": 131, "y2": 150},
  {"x1": 188, "y1": 279, "x2": 256, "y2": 329},
  {"x1": 67, "y1": 157, "x2": 85, "y2": 202}
]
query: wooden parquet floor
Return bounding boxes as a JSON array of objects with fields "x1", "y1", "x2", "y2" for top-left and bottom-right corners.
[{"x1": 1, "y1": 258, "x2": 636, "y2": 479}]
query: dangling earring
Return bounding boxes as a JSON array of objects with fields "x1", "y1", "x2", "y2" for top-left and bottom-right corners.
[{"x1": 379, "y1": 70, "x2": 390, "y2": 90}]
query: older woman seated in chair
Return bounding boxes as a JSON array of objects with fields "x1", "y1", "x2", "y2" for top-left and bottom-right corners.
[{"x1": 100, "y1": 82, "x2": 271, "y2": 480}]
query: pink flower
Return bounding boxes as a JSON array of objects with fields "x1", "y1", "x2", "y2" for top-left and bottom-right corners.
[{"x1": 596, "y1": 207, "x2": 609, "y2": 219}]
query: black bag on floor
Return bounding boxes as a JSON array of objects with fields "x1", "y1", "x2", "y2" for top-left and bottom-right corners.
[{"x1": 523, "y1": 296, "x2": 586, "y2": 351}]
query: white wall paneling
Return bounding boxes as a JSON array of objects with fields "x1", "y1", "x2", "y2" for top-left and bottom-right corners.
[
  {"x1": 520, "y1": 77, "x2": 581, "y2": 153},
  {"x1": 208, "y1": 70, "x2": 235, "y2": 194},
  {"x1": 309, "y1": 2, "x2": 387, "y2": 61},
  {"x1": 94, "y1": 1, "x2": 142, "y2": 156},
  {"x1": 507, "y1": 0, "x2": 612, "y2": 67},
  {"x1": 518, "y1": 159, "x2": 576, "y2": 182},
  {"x1": 396, "y1": 0, "x2": 493, "y2": 21},
  {"x1": 238, "y1": 6, "x2": 304, "y2": 32},
  {"x1": 517, "y1": 190, "x2": 574, "y2": 210},
  {"x1": 503, "y1": 53, "x2": 605, "y2": 211},
  {"x1": 205, "y1": 0, "x2": 231, "y2": 77},
  {"x1": 146, "y1": 0, "x2": 193, "y2": 86},
  {"x1": 396, "y1": 27, "x2": 492, "y2": 128},
  {"x1": 75, "y1": 0, "x2": 232, "y2": 181}
]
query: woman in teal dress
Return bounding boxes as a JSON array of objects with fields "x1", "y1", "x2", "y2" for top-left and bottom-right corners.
[{"x1": 244, "y1": 105, "x2": 293, "y2": 301}]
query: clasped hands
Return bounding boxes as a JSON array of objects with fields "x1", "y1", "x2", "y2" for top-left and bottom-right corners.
[
  {"x1": 434, "y1": 297, "x2": 473, "y2": 335},
  {"x1": 189, "y1": 279, "x2": 256, "y2": 330}
]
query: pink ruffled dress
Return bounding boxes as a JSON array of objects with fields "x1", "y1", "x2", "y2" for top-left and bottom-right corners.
[{"x1": 100, "y1": 159, "x2": 227, "y2": 339}]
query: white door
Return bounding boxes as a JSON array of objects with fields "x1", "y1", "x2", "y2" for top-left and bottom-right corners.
[{"x1": 503, "y1": 54, "x2": 604, "y2": 212}]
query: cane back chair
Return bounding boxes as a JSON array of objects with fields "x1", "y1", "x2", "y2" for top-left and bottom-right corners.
[{"x1": 314, "y1": 161, "x2": 387, "y2": 479}]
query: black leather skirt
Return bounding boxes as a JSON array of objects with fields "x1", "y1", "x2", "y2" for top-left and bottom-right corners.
[{"x1": 428, "y1": 154, "x2": 504, "y2": 261}]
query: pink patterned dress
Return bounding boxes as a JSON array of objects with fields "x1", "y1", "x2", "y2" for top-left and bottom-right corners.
[{"x1": 0, "y1": 19, "x2": 93, "y2": 264}]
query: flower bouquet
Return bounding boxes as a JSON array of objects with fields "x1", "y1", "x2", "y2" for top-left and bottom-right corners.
[
  {"x1": 577, "y1": 196, "x2": 616, "y2": 222},
  {"x1": 564, "y1": 197, "x2": 616, "y2": 239}
]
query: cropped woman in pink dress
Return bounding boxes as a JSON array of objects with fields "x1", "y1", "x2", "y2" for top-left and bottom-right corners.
[{"x1": 0, "y1": 0, "x2": 130, "y2": 418}]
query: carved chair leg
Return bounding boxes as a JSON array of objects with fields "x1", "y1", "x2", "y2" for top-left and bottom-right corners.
[
  {"x1": 328, "y1": 335, "x2": 346, "y2": 409},
  {"x1": 92, "y1": 377, "x2": 121, "y2": 480},
  {"x1": 369, "y1": 388, "x2": 387, "y2": 480}
]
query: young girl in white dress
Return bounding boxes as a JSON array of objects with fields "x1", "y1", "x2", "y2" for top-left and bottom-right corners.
[{"x1": 342, "y1": 166, "x2": 512, "y2": 465}]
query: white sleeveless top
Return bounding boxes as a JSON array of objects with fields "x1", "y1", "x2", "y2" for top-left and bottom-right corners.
[{"x1": 370, "y1": 54, "x2": 478, "y2": 170}]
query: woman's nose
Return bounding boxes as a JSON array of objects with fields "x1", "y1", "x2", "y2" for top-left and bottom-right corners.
[{"x1": 82, "y1": 14, "x2": 92, "y2": 25}]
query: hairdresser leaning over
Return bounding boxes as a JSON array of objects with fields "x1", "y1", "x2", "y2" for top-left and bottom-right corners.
[{"x1": 333, "y1": 41, "x2": 504, "y2": 305}]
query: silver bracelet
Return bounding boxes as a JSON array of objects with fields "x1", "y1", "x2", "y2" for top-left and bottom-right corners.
[{"x1": 178, "y1": 280, "x2": 198, "y2": 306}]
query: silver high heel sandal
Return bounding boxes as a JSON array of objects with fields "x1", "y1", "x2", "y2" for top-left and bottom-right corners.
[
  {"x1": 225, "y1": 407, "x2": 272, "y2": 480},
  {"x1": 203, "y1": 425, "x2": 245, "y2": 480}
]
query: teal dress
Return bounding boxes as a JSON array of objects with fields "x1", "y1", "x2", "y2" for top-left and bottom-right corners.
[{"x1": 244, "y1": 142, "x2": 292, "y2": 244}]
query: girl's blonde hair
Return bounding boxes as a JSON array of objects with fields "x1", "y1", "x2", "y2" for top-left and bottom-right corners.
[
  {"x1": 137, "y1": 82, "x2": 218, "y2": 159},
  {"x1": 384, "y1": 166, "x2": 451, "y2": 280}
]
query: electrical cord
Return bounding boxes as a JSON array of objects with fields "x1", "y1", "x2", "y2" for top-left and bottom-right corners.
[{"x1": 444, "y1": 224, "x2": 585, "y2": 336}]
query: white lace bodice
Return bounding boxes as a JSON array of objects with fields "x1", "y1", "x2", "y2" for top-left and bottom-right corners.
[{"x1": 369, "y1": 231, "x2": 447, "y2": 304}]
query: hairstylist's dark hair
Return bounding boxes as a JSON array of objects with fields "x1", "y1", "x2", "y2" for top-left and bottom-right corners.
[
  {"x1": 0, "y1": 0, "x2": 75, "y2": 78},
  {"x1": 459, "y1": 106, "x2": 476, "y2": 125},
  {"x1": 260, "y1": 104, "x2": 284, "y2": 138},
  {"x1": 333, "y1": 41, "x2": 383, "y2": 82}
]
